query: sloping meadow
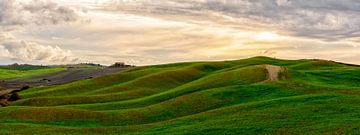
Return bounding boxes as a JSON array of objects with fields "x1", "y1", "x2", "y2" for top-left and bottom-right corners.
[{"x1": 1, "y1": 57, "x2": 360, "y2": 134}]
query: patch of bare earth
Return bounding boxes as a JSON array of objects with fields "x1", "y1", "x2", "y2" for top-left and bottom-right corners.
[{"x1": 265, "y1": 65, "x2": 282, "y2": 81}]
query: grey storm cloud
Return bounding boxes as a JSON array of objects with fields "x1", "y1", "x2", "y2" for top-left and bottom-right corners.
[
  {"x1": 105, "y1": 0, "x2": 360, "y2": 41},
  {"x1": 0, "y1": 0, "x2": 81, "y2": 63},
  {"x1": 0, "y1": 0, "x2": 78, "y2": 28}
]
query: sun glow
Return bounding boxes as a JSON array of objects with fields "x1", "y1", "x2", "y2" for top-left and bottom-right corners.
[{"x1": 253, "y1": 32, "x2": 281, "y2": 41}]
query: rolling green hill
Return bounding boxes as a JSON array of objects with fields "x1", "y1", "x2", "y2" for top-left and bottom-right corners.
[{"x1": 0, "y1": 57, "x2": 359, "y2": 134}]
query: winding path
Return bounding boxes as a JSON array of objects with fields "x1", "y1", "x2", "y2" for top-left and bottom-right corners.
[{"x1": 265, "y1": 65, "x2": 282, "y2": 81}]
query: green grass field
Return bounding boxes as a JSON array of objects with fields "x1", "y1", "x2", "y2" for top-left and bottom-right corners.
[
  {"x1": 0, "y1": 67, "x2": 65, "y2": 79},
  {"x1": 0, "y1": 56, "x2": 359, "y2": 134}
]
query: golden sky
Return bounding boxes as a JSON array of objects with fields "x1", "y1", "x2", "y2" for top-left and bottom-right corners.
[{"x1": 1, "y1": 0, "x2": 360, "y2": 65}]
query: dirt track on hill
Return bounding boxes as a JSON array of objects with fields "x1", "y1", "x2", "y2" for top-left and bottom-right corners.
[{"x1": 265, "y1": 65, "x2": 282, "y2": 81}]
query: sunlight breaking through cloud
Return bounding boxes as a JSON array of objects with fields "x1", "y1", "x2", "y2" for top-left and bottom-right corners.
[{"x1": 0, "y1": 0, "x2": 360, "y2": 65}]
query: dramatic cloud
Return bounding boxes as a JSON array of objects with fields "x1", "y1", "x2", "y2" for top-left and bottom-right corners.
[
  {"x1": 0, "y1": 0, "x2": 81, "y2": 63},
  {"x1": 102, "y1": 0, "x2": 360, "y2": 41},
  {"x1": 0, "y1": 0, "x2": 79, "y2": 29},
  {"x1": 0, "y1": 40, "x2": 77, "y2": 63},
  {"x1": 1, "y1": 0, "x2": 360, "y2": 65}
]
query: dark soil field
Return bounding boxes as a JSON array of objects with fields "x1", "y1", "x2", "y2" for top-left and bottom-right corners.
[
  {"x1": 0, "y1": 66, "x2": 129, "y2": 107},
  {"x1": 1, "y1": 67, "x2": 128, "y2": 88}
]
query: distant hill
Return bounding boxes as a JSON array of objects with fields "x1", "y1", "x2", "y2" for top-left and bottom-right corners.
[
  {"x1": 0, "y1": 63, "x2": 51, "y2": 71},
  {"x1": 0, "y1": 66, "x2": 64, "y2": 79},
  {"x1": 0, "y1": 62, "x2": 122, "y2": 79},
  {"x1": 0, "y1": 56, "x2": 359, "y2": 134}
]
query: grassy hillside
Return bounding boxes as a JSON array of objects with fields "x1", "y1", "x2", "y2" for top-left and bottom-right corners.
[
  {"x1": 0, "y1": 57, "x2": 359, "y2": 134},
  {"x1": 0, "y1": 67, "x2": 65, "y2": 79}
]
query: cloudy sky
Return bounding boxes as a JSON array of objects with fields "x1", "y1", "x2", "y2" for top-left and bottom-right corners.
[{"x1": 1, "y1": 0, "x2": 360, "y2": 65}]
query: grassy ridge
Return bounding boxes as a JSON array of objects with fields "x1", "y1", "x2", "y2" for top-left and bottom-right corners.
[{"x1": 0, "y1": 57, "x2": 360, "y2": 134}]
